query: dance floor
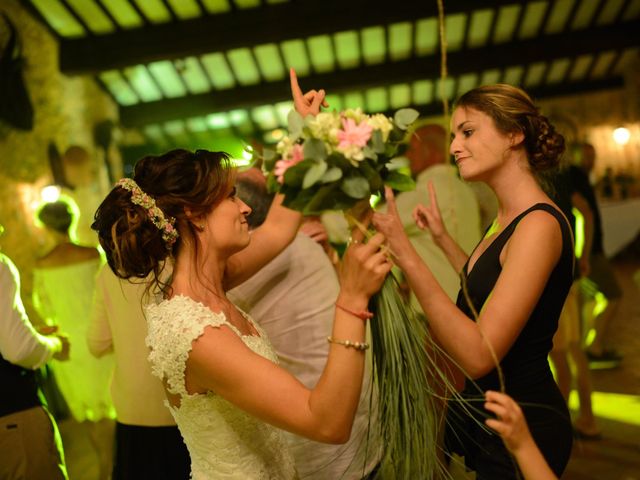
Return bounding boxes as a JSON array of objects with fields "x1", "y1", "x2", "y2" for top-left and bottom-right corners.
[{"x1": 58, "y1": 253, "x2": 640, "y2": 480}]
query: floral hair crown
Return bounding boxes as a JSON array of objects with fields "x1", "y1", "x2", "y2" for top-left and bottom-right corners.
[{"x1": 116, "y1": 178, "x2": 179, "y2": 249}]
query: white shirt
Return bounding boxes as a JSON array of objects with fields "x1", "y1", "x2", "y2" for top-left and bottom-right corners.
[
  {"x1": 0, "y1": 253, "x2": 60, "y2": 369},
  {"x1": 395, "y1": 164, "x2": 482, "y2": 304},
  {"x1": 87, "y1": 264, "x2": 175, "y2": 426},
  {"x1": 228, "y1": 234, "x2": 381, "y2": 479}
]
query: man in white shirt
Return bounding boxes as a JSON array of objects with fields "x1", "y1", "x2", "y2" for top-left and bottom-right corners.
[
  {"x1": 228, "y1": 173, "x2": 382, "y2": 479},
  {"x1": 87, "y1": 264, "x2": 190, "y2": 479},
  {"x1": 0, "y1": 239, "x2": 69, "y2": 479},
  {"x1": 394, "y1": 123, "x2": 482, "y2": 304}
]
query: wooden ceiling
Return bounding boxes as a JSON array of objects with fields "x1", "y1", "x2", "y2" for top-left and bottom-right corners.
[{"x1": 23, "y1": 0, "x2": 640, "y2": 158}]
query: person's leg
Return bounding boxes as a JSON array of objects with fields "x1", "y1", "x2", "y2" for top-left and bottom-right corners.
[
  {"x1": 584, "y1": 254, "x2": 623, "y2": 358},
  {"x1": 568, "y1": 342, "x2": 600, "y2": 437},
  {"x1": 0, "y1": 407, "x2": 68, "y2": 480},
  {"x1": 88, "y1": 418, "x2": 115, "y2": 480}
]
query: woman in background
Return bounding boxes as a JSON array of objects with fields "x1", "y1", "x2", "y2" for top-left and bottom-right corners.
[{"x1": 33, "y1": 200, "x2": 114, "y2": 480}]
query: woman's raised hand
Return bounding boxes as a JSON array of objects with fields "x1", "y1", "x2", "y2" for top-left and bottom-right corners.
[
  {"x1": 372, "y1": 186, "x2": 413, "y2": 260},
  {"x1": 290, "y1": 68, "x2": 329, "y2": 117},
  {"x1": 338, "y1": 224, "x2": 391, "y2": 302},
  {"x1": 412, "y1": 181, "x2": 447, "y2": 240}
]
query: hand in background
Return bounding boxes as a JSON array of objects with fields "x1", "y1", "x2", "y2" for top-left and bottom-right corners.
[
  {"x1": 484, "y1": 390, "x2": 532, "y2": 454},
  {"x1": 53, "y1": 333, "x2": 70, "y2": 361},
  {"x1": 413, "y1": 181, "x2": 448, "y2": 242},
  {"x1": 372, "y1": 187, "x2": 413, "y2": 261},
  {"x1": 290, "y1": 68, "x2": 329, "y2": 117}
]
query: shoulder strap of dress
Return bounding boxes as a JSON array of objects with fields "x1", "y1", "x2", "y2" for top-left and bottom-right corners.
[{"x1": 491, "y1": 203, "x2": 571, "y2": 252}]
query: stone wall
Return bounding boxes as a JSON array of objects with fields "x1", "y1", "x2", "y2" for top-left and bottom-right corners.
[{"x1": 0, "y1": 0, "x2": 118, "y2": 321}]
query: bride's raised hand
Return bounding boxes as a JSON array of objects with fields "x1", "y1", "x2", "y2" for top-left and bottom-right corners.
[
  {"x1": 413, "y1": 181, "x2": 447, "y2": 240},
  {"x1": 290, "y1": 68, "x2": 329, "y2": 117}
]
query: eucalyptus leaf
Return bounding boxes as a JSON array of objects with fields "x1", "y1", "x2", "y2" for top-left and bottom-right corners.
[
  {"x1": 303, "y1": 138, "x2": 328, "y2": 162},
  {"x1": 303, "y1": 184, "x2": 339, "y2": 215},
  {"x1": 371, "y1": 129, "x2": 385, "y2": 153},
  {"x1": 302, "y1": 161, "x2": 328, "y2": 189},
  {"x1": 362, "y1": 145, "x2": 378, "y2": 161},
  {"x1": 384, "y1": 171, "x2": 416, "y2": 191},
  {"x1": 287, "y1": 110, "x2": 304, "y2": 139},
  {"x1": 386, "y1": 156, "x2": 409, "y2": 171},
  {"x1": 321, "y1": 167, "x2": 343, "y2": 183},
  {"x1": 394, "y1": 108, "x2": 420, "y2": 130},
  {"x1": 341, "y1": 175, "x2": 370, "y2": 199},
  {"x1": 283, "y1": 159, "x2": 313, "y2": 187}
]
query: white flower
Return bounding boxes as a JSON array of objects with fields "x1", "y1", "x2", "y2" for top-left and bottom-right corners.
[
  {"x1": 337, "y1": 143, "x2": 366, "y2": 165},
  {"x1": 308, "y1": 112, "x2": 341, "y2": 144},
  {"x1": 367, "y1": 114, "x2": 394, "y2": 142},
  {"x1": 342, "y1": 108, "x2": 367, "y2": 124}
]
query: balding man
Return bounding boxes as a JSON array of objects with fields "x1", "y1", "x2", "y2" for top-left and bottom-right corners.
[{"x1": 394, "y1": 123, "x2": 482, "y2": 304}]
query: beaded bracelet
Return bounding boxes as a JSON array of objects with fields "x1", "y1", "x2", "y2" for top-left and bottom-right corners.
[
  {"x1": 327, "y1": 336, "x2": 370, "y2": 351},
  {"x1": 335, "y1": 303, "x2": 374, "y2": 321}
]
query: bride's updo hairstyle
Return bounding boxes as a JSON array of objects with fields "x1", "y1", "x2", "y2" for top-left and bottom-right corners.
[
  {"x1": 92, "y1": 149, "x2": 234, "y2": 286},
  {"x1": 455, "y1": 84, "x2": 565, "y2": 172}
]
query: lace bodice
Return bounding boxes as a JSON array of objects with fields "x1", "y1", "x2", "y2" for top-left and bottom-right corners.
[{"x1": 145, "y1": 295, "x2": 297, "y2": 480}]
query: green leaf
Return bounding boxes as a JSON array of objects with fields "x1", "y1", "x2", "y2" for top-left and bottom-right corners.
[
  {"x1": 386, "y1": 156, "x2": 409, "y2": 171},
  {"x1": 266, "y1": 173, "x2": 280, "y2": 193},
  {"x1": 394, "y1": 108, "x2": 420, "y2": 130},
  {"x1": 321, "y1": 167, "x2": 343, "y2": 183},
  {"x1": 362, "y1": 145, "x2": 378, "y2": 161},
  {"x1": 283, "y1": 159, "x2": 313, "y2": 187},
  {"x1": 303, "y1": 138, "x2": 328, "y2": 161},
  {"x1": 303, "y1": 184, "x2": 339, "y2": 215},
  {"x1": 341, "y1": 175, "x2": 370, "y2": 199},
  {"x1": 384, "y1": 171, "x2": 416, "y2": 191},
  {"x1": 288, "y1": 110, "x2": 304, "y2": 139},
  {"x1": 302, "y1": 161, "x2": 328, "y2": 189},
  {"x1": 370, "y1": 129, "x2": 385, "y2": 153}
]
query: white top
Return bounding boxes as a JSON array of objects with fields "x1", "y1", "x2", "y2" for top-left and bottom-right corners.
[
  {"x1": 395, "y1": 164, "x2": 482, "y2": 303},
  {"x1": 229, "y1": 234, "x2": 381, "y2": 480},
  {"x1": 0, "y1": 253, "x2": 60, "y2": 369},
  {"x1": 145, "y1": 295, "x2": 297, "y2": 480},
  {"x1": 87, "y1": 264, "x2": 175, "y2": 426},
  {"x1": 33, "y1": 258, "x2": 114, "y2": 422}
]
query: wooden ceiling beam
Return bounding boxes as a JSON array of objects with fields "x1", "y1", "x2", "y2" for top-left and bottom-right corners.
[
  {"x1": 119, "y1": 21, "x2": 639, "y2": 127},
  {"x1": 59, "y1": 0, "x2": 518, "y2": 73}
]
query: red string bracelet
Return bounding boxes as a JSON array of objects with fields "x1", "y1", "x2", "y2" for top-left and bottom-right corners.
[{"x1": 335, "y1": 303, "x2": 374, "y2": 321}]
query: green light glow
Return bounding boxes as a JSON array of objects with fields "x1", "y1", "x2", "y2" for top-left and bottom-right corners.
[
  {"x1": 67, "y1": 0, "x2": 115, "y2": 34},
  {"x1": 334, "y1": 31, "x2": 360, "y2": 69},
  {"x1": 123, "y1": 66, "x2": 163, "y2": 102},
  {"x1": 324, "y1": 95, "x2": 343, "y2": 112},
  {"x1": 254, "y1": 44, "x2": 286, "y2": 81},
  {"x1": 547, "y1": 58, "x2": 571, "y2": 84},
  {"x1": 569, "y1": 55, "x2": 594, "y2": 81},
  {"x1": 31, "y1": 0, "x2": 84, "y2": 37},
  {"x1": 415, "y1": 18, "x2": 438, "y2": 55},
  {"x1": 251, "y1": 106, "x2": 278, "y2": 130},
  {"x1": 201, "y1": 0, "x2": 231, "y2": 14},
  {"x1": 458, "y1": 73, "x2": 479, "y2": 97},
  {"x1": 389, "y1": 84, "x2": 411, "y2": 109},
  {"x1": 274, "y1": 102, "x2": 294, "y2": 126},
  {"x1": 99, "y1": 71, "x2": 139, "y2": 106},
  {"x1": 135, "y1": 0, "x2": 171, "y2": 24},
  {"x1": 227, "y1": 48, "x2": 260, "y2": 85},
  {"x1": 167, "y1": 0, "x2": 201, "y2": 19},
  {"x1": 206, "y1": 114, "x2": 230, "y2": 129},
  {"x1": 280, "y1": 40, "x2": 311, "y2": 76},
  {"x1": 504, "y1": 66, "x2": 524, "y2": 86},
  {"x1": 307, "y1": 35, "x2": 335, "y2": 73},
  {"x1": 388, "y1": 22, "x2": 412, "y2": 61},
  {"x1": 33, "y1": 194, "x2": 82, "y2": 244},
  {"x1": 413, "y1": 80, "x2": 433, "y2": 105},
  {"x1": 343, "y1": 92, "x2": 365, "y2": 110},
  {"x1": 445, "y1": 13, "x2": 466, "y2": 50},
  {"x1": 494, "y1": 5, "x2": 520, "y2": 44},
  {"x1": 179, "y1": 57, "x2": 210, "y2": 94},
  {"x1": 148, "y1": 61, "x2": 187, "y2": 98},
  {"x1": 361, "y1": 26, "x2": 385, "y2": 65},
  {"x1": 366, "y1": 87, "x2": 388, "y2": 113},
  {"x1": 101, "y1": 0, "x2": 144, "y2": 29},
  {"x1": 573, "y1": 207, "x2": 585, "y2": 257},
  {"x1": 481, "y1": 69, "x2": 502, "y2": 86},
  {"x1": 520, "y1": 2, "x2": 547, "y2": 39},
  {"x1": 524, "y1": 62, "x2": 546, "y2": 87},
  {"x1": 467, "y1": 9, "x2": 493, "y2": 48},
  {"x1": 185, "y1": 117, "x2": 209, "y2": 133},
  {"x1": 200, "y1": 53, "x2": 236, "y2": 89},
  {"x1": 569, "y1": 391, "x2": 640, "y2": 426}
]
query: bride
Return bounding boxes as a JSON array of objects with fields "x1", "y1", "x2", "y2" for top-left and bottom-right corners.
[{"x1": 91, "y1": 72, "x2": 391, "y2": 479}]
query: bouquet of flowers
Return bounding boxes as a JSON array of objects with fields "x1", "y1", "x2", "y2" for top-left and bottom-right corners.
[
  {"x1": 264, "y1": 107, "x2": 446, "y2": 478},
  {"x1": 262, "y1": 107, "x2": 419, "y2": 213}
]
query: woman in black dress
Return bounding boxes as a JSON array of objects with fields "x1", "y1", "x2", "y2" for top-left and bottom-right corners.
[{"x1": 373, "y1": 84, "x2": 573, "y2": 479}]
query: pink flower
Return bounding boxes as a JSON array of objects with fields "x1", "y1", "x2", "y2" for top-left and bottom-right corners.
[
  {"x1": 336, "y1": 118, "x2": 373, "y2": 150},
  {"x1": 275, "y1": 144, "x2": 305, "y2": 184}
]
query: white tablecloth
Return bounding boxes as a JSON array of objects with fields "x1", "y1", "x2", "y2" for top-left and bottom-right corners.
[{"x1": 600, "y1": 197, "x2": 640, "y2": 258}]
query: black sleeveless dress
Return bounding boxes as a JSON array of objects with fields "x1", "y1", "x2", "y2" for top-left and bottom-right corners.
[{"x1": 445, "y1": 203, "x2": 574, "y2": 479}]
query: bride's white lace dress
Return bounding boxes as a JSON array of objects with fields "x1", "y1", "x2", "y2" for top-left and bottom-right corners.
[{"x1": 146, "y1": 295, "x2": 298, "y2": 479}]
